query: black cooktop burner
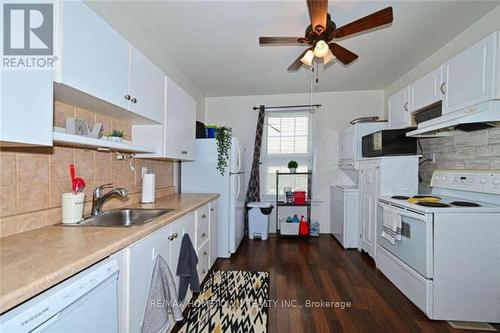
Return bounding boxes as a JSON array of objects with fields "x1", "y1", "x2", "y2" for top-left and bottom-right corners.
[
  {"x1": 392, "y1": 195, "x2": 410, "y2": 200},
  {"x1": 417, "y1": 202, "x2": 451, "y2": 208},
  {"x1": 450, "y1": 201, "x2": 481, "y2": 207},
  {"x1": 412, "y1": 195, "x2": 442, "y2": 200}
]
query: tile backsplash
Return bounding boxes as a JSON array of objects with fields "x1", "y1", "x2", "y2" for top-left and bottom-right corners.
[
  {"x1": 419, "y1": 126, "x2": 500, "y2": 191},
  {"x1": 0, "y1": 102, "x2": 175, "y2": 237}
]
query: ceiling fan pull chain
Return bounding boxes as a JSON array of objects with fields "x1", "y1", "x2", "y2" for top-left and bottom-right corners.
[
  {"x1": 316, "y1": 61, "x2": 319, "y2": 84},
  {"x1": 309, "y1": 66, "x2": 314, "y2": 107}
]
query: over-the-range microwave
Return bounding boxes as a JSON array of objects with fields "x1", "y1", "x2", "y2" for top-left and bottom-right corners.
[{"x1": 362, "y1": 128, "x2": 417, "y2": 157}]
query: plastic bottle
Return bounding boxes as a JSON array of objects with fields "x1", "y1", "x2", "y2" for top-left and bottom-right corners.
[
  {"x1": 291, "y1": 214, "x2": 300, "y2": 223},
  {"x1": 299, "y1": 216, "x2": 309, "y2": 236}
]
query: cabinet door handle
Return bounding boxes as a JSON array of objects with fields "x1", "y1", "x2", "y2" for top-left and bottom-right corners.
[
  {"x1": 124, "y1": 94, "x2": 131, "y2": 100},
  {"x1": 131, "y1": 97, "x2": 137, "y2": 104},
  {"x1": 440, "y1": 82, "x2": 447, "y2": 94},
  {"x1": 210, "y1": 208, "x2": 214, "y2": 212},
  {"x1": 168, "y1": 235, "x2": 174, "y2": 241},
  {"x1": 181, "y1": 150, "x2": 188, "y2": 155},
  {"x1": 201, "y1": 232, "x2": 206, "y2": 238},
  {"x1": 202, "y1": 269, "x2": 206, "y2": 274},
  {"x1": 173, "y1": 233, "x2": 178, "y2": 238},
  {"x1": 201, "y1": 214, "x2": 207, "y2": 219},
  {"x1": 403, "y1": 102, "x2": 408, "y2": 111},
  {"x1": 203, "y1": 250, "x2": 208, "y2": 256}
]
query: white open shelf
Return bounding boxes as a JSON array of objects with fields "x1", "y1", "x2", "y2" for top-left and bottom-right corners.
[{"x1": 53, "y1": 132, "x2": 155, "y2": 154}]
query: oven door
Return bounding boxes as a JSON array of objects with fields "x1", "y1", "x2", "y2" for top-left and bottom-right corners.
[{"x1": 377, "y1": 201, "x2": 434, "y2": 278}]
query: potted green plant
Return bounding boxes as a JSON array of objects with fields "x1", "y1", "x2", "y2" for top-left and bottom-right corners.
[
  {"x1": 215, "y1": 126, "x2": 232, "y2": 175},
  {"x1": 107, "y1": 129, "x2": 124, "y2": 142},
  {"x1": 288, "y1": 160, "x2": 298, "y2": 173}
]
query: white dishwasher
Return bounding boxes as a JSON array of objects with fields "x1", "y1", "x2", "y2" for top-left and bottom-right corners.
[{"x1": 1, "y1": 258, "x2": 119, "y2": 333}]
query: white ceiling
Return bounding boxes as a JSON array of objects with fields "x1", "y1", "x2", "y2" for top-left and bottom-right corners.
[{"x1": 104, "y1": 1, "x2": 498, "y2": 97}]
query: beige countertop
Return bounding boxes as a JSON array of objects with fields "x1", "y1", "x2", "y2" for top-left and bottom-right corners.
[{"x1": 0, "y1": 193, "x2": 219, "y2": 314}]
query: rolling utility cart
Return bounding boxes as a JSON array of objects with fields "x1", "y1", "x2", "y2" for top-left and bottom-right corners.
[{"x1": 275, "y1": 171, "x2": 312, "y2": 239}]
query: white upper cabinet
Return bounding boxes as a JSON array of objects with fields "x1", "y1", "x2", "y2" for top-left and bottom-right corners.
[
  {"x1": 442, "y1": 32, "x2": 497, "y2": 114},
  {"x1": 409, "y1": 67, "x2": 443, "y2": 112},
  {"x1": 388, "y1": 87, "x2": 411, "y2": 129},
  {"x1": 128, "y1": 48, "x2": 165, "y2": 123},
  {"x1": 56, "y1": 0, "x2": 164, "y2": 124},
  {"x1": 1, "y1": 70, "x2": 53, "y2": 146},
  {"x1": 57, "y1": 0, "x2": 129, "y2": 110},
  {"x1": 132, "y1": 76, "x2": 197, "y2": 160},
  {"x1": 165, "y1": 77, "x2": 196, "y2": 160},
  {"x1": 339, "y1": 128, "x2": 355, "y2": 162}
]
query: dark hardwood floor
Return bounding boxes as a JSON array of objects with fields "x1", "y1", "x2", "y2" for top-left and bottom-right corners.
[{"x1": 212, "y1": 235, "x2": 498, "y2": 333}]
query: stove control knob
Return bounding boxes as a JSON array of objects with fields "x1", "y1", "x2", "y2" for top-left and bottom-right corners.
[
  {"x1": 480, "y1": 178, "x2": 488, "y2": 184},
  {"x1": 492, "y1": 178, "x2": 500, "y2": 186}
]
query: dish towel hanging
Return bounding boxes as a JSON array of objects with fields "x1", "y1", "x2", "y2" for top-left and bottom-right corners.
[
  {"x1": 176, "y1": 233, "x2": 200, "y2": 301},
  {"x1": 141, "y1": 255, "x2": 183, "y2": 333},
  {"x1": 381, "y1": 206, "x2": 402, "y2": 245},
  {"x1": 244, "y1": 104, "x2": 266, "y2": 235}
]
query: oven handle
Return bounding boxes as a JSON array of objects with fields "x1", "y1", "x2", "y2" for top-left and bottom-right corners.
[{"x1": 378, "y1": 201, "x2": 428, "y2": 221}]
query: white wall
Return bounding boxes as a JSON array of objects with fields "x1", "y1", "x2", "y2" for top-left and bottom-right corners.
[
  {"x1": 205, "y1": 90, "x2": 385, "y2": 233},
  {"x1": 385, "y1": 4, "x2": 500, "y2": 104}
]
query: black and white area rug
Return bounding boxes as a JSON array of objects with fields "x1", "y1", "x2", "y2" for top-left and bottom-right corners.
[{"x1": 179, "y1": 270, "x2": 269, "y2": 333}]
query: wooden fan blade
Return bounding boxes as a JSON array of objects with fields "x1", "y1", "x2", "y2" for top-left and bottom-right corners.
[
  {"x1": 259, "y1": 37, "x2": 307, "y2": 45},
  {"x1": 333, "y1": 7, "x2": 393, "y2": 38},
  {"x1": 329, "y1": 43, "x2": 358, "y2": 65},
  {"x1": 288, "y1": 48, "x2": 312, "y2": 71},
  {"x1": 307, "y1": 0, "x2": 328, "y2": 35}
]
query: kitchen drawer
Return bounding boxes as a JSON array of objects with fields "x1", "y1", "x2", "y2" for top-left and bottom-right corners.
[
  {"x1": 196, "y1": 204, "x2": 209, "y2": 230},
  {"x1": 197, "y1": 241, "x2": 210, "y2": 281},
  {"x1": 376, "y1": 245, "x2": 433, "y2": 317},
  {"x1": 196, "y1": 221, "x2": 209, "y2": 250}
]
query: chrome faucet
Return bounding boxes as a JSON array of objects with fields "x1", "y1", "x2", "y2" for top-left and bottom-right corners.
[{"x1": 91, "y1": 183, "x2": 128, "y2": 216}]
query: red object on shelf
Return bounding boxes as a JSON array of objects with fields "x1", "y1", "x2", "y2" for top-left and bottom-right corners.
[
  {"x1": 293, "y1": 191, "x2": 307, "y2": 205},
  {"x1": 299, "y1": 217, "x2": 309, "y2": 236}
]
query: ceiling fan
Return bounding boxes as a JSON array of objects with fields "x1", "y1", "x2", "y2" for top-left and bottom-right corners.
[{"x1": 259, "y1": 0, "x2": 393, "y2": 70}]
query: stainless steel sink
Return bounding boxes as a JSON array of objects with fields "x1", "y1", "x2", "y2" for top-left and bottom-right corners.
[{"x1": 74, "y1": 209, "x2": 174, "y2": 227}]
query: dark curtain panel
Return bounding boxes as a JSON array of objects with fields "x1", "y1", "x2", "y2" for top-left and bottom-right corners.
[{"x1": 244, "y1": 105, "x2": 266, "y2": 234}]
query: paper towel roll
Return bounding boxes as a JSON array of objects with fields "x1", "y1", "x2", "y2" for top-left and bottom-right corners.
[{"x1": 142, "y1": 173, "x2": 156, "y2": 203}]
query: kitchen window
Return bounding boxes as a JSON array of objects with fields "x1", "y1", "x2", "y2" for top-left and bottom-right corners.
[{"x1": 261, "y1": 111, "x2": 312, "y2": 197}]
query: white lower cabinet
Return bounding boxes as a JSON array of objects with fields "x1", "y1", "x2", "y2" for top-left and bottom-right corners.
[
  {"x1": 208, "y1": 201, "x2": 218, "y2": 268},
  {"x1": 127, "y1": 227, "x2": 170, "y2": 333},
  {"x1": 113, "y1": 199, "x2": 218, "y2": 333},
  {"x1": 359, "y1": 161, "x2": 379, "y2": 258},
  {"x1": 196, "y1": 203, "x2": 211, "y2": 282}
]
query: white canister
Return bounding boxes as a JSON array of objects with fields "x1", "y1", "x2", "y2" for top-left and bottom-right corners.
[{"x1": 62, "y1": 192, "x2": 85, "y2": 224}]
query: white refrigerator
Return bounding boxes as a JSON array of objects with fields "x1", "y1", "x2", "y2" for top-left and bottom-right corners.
[{"x1": 181, "y1": 137, "x2": 246, "y2": 258}]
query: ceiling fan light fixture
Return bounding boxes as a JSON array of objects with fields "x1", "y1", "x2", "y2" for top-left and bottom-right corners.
[
  {"x1": 323, "y1": 49, "x2": 335, "y2": 64},
  {"x1": 313, "y1": 40, "x2": 329, "y2": 58},
  {"x1": 300, "y1": 50, "x2": 315, "y2": 66}
]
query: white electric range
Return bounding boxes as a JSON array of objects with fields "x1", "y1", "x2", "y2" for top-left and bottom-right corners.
[{"x1": 376, "y1": 170, "x2": 500, "y2": 323}]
